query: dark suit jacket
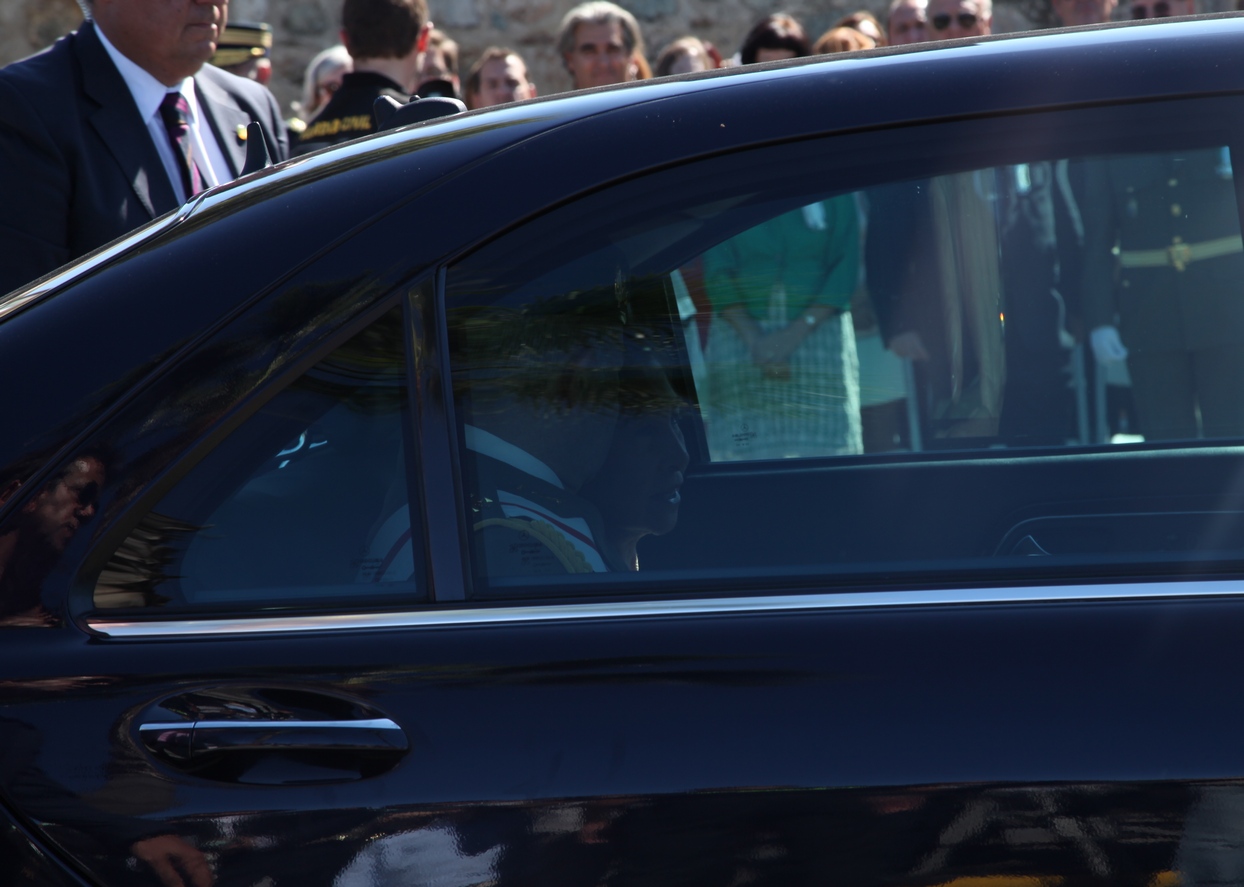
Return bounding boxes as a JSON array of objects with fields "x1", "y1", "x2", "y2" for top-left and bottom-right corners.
[{"x1": 0, "y1": 21, "x2": 289, "y2": 295}]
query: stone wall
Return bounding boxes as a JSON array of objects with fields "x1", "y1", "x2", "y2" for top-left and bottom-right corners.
[{"x1": 0, "y1": 0, "x2": 1232, "y2": 120}]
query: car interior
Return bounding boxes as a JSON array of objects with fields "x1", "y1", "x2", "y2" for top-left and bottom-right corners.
[{"x1": 89, "y1": 96, "x2": 1244, "y2": 611}]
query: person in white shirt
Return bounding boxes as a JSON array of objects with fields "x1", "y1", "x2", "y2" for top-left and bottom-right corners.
[{"x1": 0, "y1": 0, "x2": 288, "y2": 294}]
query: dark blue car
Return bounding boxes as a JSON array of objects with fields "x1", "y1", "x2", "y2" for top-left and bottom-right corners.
[{"x1": 5, "y1": 15, "x2": 1244, "y2": 886}]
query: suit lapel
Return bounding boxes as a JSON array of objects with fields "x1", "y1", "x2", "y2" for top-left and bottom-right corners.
[
  {"x1": 194, "y1": 72, "x2": 250, "y2": 179},
  {"x1": 76, "y1": 22, "x2": 178, "y2": 219}
]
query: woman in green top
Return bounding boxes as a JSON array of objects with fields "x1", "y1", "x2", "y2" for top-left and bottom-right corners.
[{"x1": 701, "y1": 196, "x2": 862, "y2": 460}]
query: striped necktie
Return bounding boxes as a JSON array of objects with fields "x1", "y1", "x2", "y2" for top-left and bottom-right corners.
[{"x1": 158, "y1": 92, "x2": 203, "y2": 198}]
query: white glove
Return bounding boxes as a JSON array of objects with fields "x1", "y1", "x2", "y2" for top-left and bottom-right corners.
[
  {"x1": 1090, "y1": 325, "x2": 1128, "y2": 364},
  {"x1": 801, "y1": 203, "x2": 827, "y2": 231}
]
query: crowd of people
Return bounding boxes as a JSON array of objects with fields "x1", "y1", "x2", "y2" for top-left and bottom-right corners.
[
  {"x1": 284, "y1": 0, "x2": 998, "y2": 155},
  {"x1": 296, "y1": 0, "x2": 1146, "y2": 123},
  {"x1": 281, "y1": 0, "x2": 1163, "y2": 152}
]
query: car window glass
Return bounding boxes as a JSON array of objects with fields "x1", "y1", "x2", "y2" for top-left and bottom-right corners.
[
  {"x1": 447, "y1": 102, "x2": 1244, "y2": 597},
  {"x1": 92, "y1": 306, "x2": 422, "y2": 610}
]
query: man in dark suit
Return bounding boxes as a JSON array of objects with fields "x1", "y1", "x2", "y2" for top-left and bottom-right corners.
[{"x1": 0, "y1": 0, "x2": 288, "y2": 295}]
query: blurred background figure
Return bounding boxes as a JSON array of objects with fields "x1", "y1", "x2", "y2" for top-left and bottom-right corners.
[
  {"x1": 738, "y1": 13, "x2": 813, "y2": 64},
  {"x1": 289, "y1": 45, "x2": 352, "y2": 140},
  {"x1": 834, "y1": 10, "x2": 887, "y2": 45},
  {"x1": 0, "y1": 453, "x2": 107, "y2": 626},
  {"x1": 558, "y1": 1, "x2": 650, "y2": 89},
  {"x1": 295, "y1": 0, "x2": 430, "y2": 155},
  {"x1": 927, "y1": 0, "x2": 992, "y2": 37},
  {"x1": 416, "y1": 28, "x2": 461, "y2": 98},
  {"x1": 1051, "y1": 0, "x2": 1118, "y2": 24},
  {"x1": 1081, "y1": 143, "x2": 1244, "y2": 442},
  {"x1": 465, "y1": 47, "x2": 537, "y2": 108},
  {"x1": 654, "y1": 36, "x2": 715, "y2": 77},
  {"x1": 1127, "y1": 0, "x2": 1194, "y2": 17},
  {"x1": 702, "y1": 198, "x2": 863, "y2": 460},
  {"x1": 888, "y1": 0, "x2": 930, "y2": 44},
  {"x1": 814, "y1": 26, "x2": 878, "y2": 53},
  {"x1": 210, "y1": 21, "x2": 273, "y2": 85},
  {"x1": 580, "y1": 359, "x2": 689, "y2": 572}
]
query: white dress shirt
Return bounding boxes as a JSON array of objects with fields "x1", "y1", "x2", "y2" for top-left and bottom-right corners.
[{"x1": 95, "y1": 26, "x2": 232, "y2": 204}]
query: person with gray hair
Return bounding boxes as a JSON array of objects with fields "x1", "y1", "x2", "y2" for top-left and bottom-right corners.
[
  {"x1": 557, "y1": 1, "x2": 649, "y2": 89},
  {"x1": 926, "y1": 0, "x2": 991, "y2": 37}
]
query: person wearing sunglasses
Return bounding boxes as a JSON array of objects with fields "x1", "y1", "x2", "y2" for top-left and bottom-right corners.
[
  {"x1": 1128, "y1": 0, "x2": 1194, "y2": 18},
  {"x1": 927, "y1": 0, "x2": 991, "y2": 38}
]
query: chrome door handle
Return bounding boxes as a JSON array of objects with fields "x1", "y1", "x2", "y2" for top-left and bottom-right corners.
[{"x1": 139, "y1": 717, "x2": 407, "y2": 762}]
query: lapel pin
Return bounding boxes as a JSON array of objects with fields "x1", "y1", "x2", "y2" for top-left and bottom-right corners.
[{"x1": 236, "y1": 124, "x2": 248, "y2": 142}]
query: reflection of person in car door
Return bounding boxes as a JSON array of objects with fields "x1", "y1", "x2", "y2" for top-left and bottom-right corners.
[
  {"x1": 1082, "y1": 147, "x2": 1244, "y2": 441},
  {"x1": 702, "y1": 197, "x2": 862, "y2": 460},
  {"x1": 0, "y1": 713, "x2": 213, "y2": 887},
  {"x1": 0, "y1": 452, "x2": 107, "y2": 626},
  {"x1": 581, "y1": 361, "x2": 689, "y2": 571},
  {"x1": 452, "y1": 289, "x2": 633, "y2": 577}
]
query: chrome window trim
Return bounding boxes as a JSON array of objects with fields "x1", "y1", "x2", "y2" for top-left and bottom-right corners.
[
  {"x1": 0, "y1": 212, "x2": 186, "y2": 322},
  {"x1": 87, "y1": 579, "x2": 1244, "y2": 639},
  {"x1": 139, "y1": 718, "x2": 400, "y2": 732}
]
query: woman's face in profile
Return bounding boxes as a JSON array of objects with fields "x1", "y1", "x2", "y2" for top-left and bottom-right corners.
[{"x1": 591, "y1": 408, "x2": 689, "y2": 538}]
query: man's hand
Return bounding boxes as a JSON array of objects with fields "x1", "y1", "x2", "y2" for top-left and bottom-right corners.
[{"x1": 132, "y1": 834, "x2": 214, "y2": 887}]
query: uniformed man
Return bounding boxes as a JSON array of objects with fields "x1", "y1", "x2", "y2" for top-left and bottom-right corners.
[
  {"x1": 210, "y1": 21, "x2": 273, "y2": 85},
  {"x1": 1082, "y1": 145, "x2": 1244, "y2": 440},
  {"x1": 294, "y1": 0, "x2": 430, "y2": 155}
]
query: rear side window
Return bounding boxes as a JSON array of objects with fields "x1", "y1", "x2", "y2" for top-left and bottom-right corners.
[
  {"x1": 92, "y1": 306, "x2": 422, "y2": 610},
  {"x1": 446, "y1": 97, "x2": 1244, "y2": 598}
]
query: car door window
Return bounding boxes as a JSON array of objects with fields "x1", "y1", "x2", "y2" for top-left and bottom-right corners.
[
  {"x1": 92, "y1": 306, "x2": 422, "y2": 610},
  {"x1": 446, "y1": 99, "x2": 1244, "y2": 597}
]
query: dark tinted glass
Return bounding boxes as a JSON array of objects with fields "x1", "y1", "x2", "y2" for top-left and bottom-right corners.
[
  {"x1": 446, "y1": 98, "x2": 1244, "y2": 597},
  {"x1": 92, "y1": 307, "x2": 421, "y2": 609}
]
